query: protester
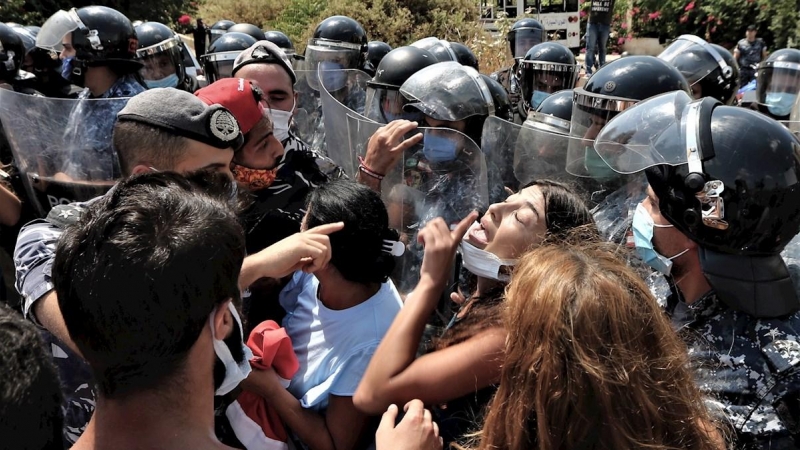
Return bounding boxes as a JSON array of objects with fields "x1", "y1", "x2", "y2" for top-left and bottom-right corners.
[
  {"x1": 585, "y1": 0, "x2": 615, "y2": 76},
  {"x1": 0, "y1": 304, "x2": 63, "y2": 450},
  {"x1": 52, "y1": 171, "x2": 247, "y2": 450},
  {"x1": 355, "y1": 180, "x2": 596, "y2": 445},
  {"x1": 245, "y1": 180, "x2": 403, "y2": 450},
  {"x1": 376, "y1": 400, "x2": 443, "y2": 450},
  {"x1": 476, "y1": 241, "x2": 725, "y2": 450},
  {"x1": 596, "y1": 90, "x2": 800, "y2": 448},
  {"x1": 734, "y1": 25, "x2": 767, "y2": 86}
]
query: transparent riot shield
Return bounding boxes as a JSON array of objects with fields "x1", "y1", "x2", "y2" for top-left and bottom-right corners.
[
  {"x1": 0, "y1": 90, "x2": 126, "y2": 217},
  {"x1": 346, "y1": 114, "x2": 489, "y2": 295},
  {"x1": 292, "y1": 69, "x2": 324, "y2": 149},
  {"x1": 320, "y1": 68, "x2": 371, "y2": 175}
]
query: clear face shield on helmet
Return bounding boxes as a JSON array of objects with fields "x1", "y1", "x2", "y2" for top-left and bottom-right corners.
[
  {"x1": 35, "y1": 9, "x2": 83, "y2": 53},
  {"x1": 305, "y1": 39, "x2": 363, "y2": 91},
  {"x1": 202, "y1": 52, "x2": 239, "y2": 82},
  {"x1": 566, "y1": 90, "x2": 638, "y2": 182},
  {"x1": 209, "y1": 29, "x2": 226, "y2": 45},
  {"x1": 519, "y1": 61, "x2": 579, "y2": 110},
  {"x1": 658, "y1": 35, "x2": 733, "y2": 99},
  {"x1": 757, "y1": 61, "x2": 800, "y2": 118},
  {"x1": 512, "y1": 28, "x2": 546, "y2": 59},
  {"x1": 400, "y1": 61, "x2": 494, "y2": 122},
  {"x1": 365, "y1": 86, "x2": 424, "y2": 124},
  {"x1": 137, "y1": 37, "x2": 185, "y2": 89}
]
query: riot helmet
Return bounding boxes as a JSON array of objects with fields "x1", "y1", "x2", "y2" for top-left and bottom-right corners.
[
  {"x1": 36, "y1": 6, "x2": 142, "y2": 86},
  {"x1": 201, "y1": 32, "x2": 258, "y2": 82},
  {"x1": 401, "y1": 61, "x2": 495, "y2": 146},
  {"x1": 567, "y1": 56, "x2": 690, "y2": 180},
  {"x1": 131, "y1": 20, "x2": 144, "y2": 28},
  {"x1": 135, "y1": 22, "x2": 185, "y2": 90},
  {"x1": 519, "y1": 42, "x2": 579, "y2": 114},
  {"x1": 0, "y1": 23, "x2": 25, "y2": 82},
  {"x1": 365, "y1": 46, "x2": 437, "y2": 123},
  {"x1": 482, "y1": 74, "x2": 513, "y2": 122},
  {"x1": 305, "y1": 16, "x2": 368, "y2": 91},
  {"x1": 658, "y1": 35, "x2": 738, "y2": 104},
  {"x1": 595, "y1": 90, "x2": 800, "y2": 317},
  {"x1": 365, "y1": 40, "x2": 392, "y2": 76},
  {"x1": 263, "y1": 30, "x2": 295, "y2": 57},
  {"x1": 8, "y1": 24, "x2": 37, "y2": 74},
  {"x1": 209, "y1": 20, "x2": 235, "y2": 45},
  {"x1": 410, "y1": 37, "x2": 457, "y2": 63},
  {"x1": 24, "y1": 26, "x2": 41, "y2": 36},
  {"x1": 450, "y1": 42, "x2": 479, "y2": 71},
  {"x1": 508, "y1": 18, "x2": 546, "y2": 60},
  {"x1": 756, "y1": 48, "x2": 800, "y2": 120},
  {"x1": 228, "y1": 23, "x2": 266, "y2": 42}
]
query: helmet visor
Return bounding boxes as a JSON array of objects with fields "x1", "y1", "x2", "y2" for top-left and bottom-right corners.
[
  {"x1": 365, "y1": 86, "x2": 423, "y2": 124},
  {"x1": 756, "y1": 62, "x2": 800, "y2": 118},
  {"x1": 592, "y1": 90, "x2": 697, "y2": 174},
  {"x1": 400, "y1": 62, "x2": 492, "y2": 122},
  {"x1": 202, "y1": 51, "x2": 239, "y2": 82},
  {"x1": 658, "y1": 36, "x2": 731, "y2": 86},
  {"x1": 36, "y1": 9, "x2": 80, "y2": 52},
  {"x1": 513, "y1": 28, "x2": 546, "y2": 59},
  {"x1": 137, "y1": 38, "x2": 185, "y2": 85},
  {"x1": 305, "y1": 40, "x2": 362, "y2": 91},
  {"x1": 519, "y1": 61, "x2": 579, "y2": 107}
]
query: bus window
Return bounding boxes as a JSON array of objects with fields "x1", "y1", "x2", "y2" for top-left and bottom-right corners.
[
  {"x1": 566, "y1": 0, "x2": 578, "y2": 12},
  {"x1": 540, "y1": 0, "x2": 565, "y2": 13}
]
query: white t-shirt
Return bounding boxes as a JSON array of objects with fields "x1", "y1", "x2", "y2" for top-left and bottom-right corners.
[{"x1": 279, "y1": 272, "x2": 402, "y2": 412}]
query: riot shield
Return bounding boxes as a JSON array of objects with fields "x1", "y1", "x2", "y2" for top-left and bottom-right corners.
[
  {"x1": 320, "y1": 68, "x2": 371, "y2": 175},
  {"x1": 292, "y1": 69, "x2": 323, "y2": 149},
  {"x1": 346, "y1": 114, "x2": 489, "y2": 294},
  {"x1": 0, "y1": 90, "x2": 126, "y2": 217}
]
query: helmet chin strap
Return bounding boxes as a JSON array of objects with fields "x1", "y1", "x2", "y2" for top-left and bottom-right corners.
[{"x1": 699, "y1": 247, "x2": 800, "y2": 318}]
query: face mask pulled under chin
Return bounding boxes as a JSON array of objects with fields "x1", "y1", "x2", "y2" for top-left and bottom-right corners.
[
  {"x1": 210, "y1": 302, "x2": 253, "y2": 396},
  {"x1": 460, "y1": 235, "x2": 517, "y2": 282}
]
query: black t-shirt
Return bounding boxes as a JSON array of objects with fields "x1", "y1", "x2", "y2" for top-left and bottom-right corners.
[
  {"x1": 588, "y1": 0, "x2": 615, "y2": 25},
  {"x1": 736, "y1": 38, "x2": 766, "y2": 70}
]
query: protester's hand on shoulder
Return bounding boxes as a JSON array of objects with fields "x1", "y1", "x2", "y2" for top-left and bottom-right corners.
[
  {"x1": 253, "y1": 222, "x2": 344, "y2": 278},
  {"x1": 365, "y1": 120, "x2": 423, "y2": 175},
  {"x1": 376, "y1": 400, "x2": 442, "y2": 450}
]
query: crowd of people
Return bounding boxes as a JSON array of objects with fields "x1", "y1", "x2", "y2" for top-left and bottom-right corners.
[{"x1": 1, "y1": 6, "x2": 800, "y2": 450}]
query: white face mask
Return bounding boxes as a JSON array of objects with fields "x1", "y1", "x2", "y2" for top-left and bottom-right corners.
[
  {"x1": 264, "y1": 99, "x2": 295, "y2": 143},
  {"x1": 460, "y1": 237, "x2": 517, "y2": 282},
  {"x1": 209, "y1": 302, "x2": 253, "y2": 396}
]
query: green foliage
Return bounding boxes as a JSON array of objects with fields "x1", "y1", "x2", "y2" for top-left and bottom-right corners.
[
  {"x1": 1, "y1": 0, "x2": 197, "y2": 28},
  {"x1": 197, "y1": 0, "x2": 288, "y2": 28}
]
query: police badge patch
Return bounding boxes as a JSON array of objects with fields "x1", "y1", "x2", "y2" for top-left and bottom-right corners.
[{"x1": 209, "y1": 109, "x2": 240, "y2": 142}]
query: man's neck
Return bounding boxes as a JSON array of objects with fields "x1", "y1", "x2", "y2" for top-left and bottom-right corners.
[
  {"x1": 316, "y1": 270, "x2": 380, "y2": 310},
  {"x1": 747, "y1": 36, "x2": 756, "y2": 43},
  {"x1": 86, "y1": 66, "x2": 120, "y2": 98},
  {"x1": 72, "y1": 380, "x2": 226, "y2": 450},
  {"x1": 673, "y1": 253, "x2": 712, "y2": 305}
]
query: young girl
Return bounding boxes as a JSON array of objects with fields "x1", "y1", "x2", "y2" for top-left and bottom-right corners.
[{"x1": 355, "y1": 180, "x2": 596, "y2": 444}]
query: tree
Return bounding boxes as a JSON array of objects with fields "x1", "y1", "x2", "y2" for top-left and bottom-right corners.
[{"x1": 3, "y1": 0, "x2": 197, "y2": 29}]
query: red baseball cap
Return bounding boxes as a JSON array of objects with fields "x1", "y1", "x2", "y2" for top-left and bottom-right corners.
[{"x1": 195, "y1": 78, "x2": 262, "y2": 135}]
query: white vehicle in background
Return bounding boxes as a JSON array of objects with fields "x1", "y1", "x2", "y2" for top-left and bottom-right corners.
[{"x1": 480, "y1": 0, "x2": 581, "y2": 52}]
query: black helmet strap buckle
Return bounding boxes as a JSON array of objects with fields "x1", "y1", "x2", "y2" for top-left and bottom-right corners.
[{"x1": 684, "y1": 97, "x2": 727, "y2": 230}]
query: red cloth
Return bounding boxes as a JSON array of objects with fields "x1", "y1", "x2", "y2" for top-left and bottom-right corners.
[
  {"x1": 195, "y1": 78, "x2": 262, "y2": 135},
  {"x1": 233, "y1": 320, "x2": 299, "y2": 447}
]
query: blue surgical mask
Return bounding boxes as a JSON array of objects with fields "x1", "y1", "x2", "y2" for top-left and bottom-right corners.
[
  {"x1": 583, "y1": 146, "x2": 618, "y2": 182},
  {"x1": 766, "y1": 92, "x2": 797, "y2": 117},
  {"x1": 632, "y1": 203, "x2": 689, "y2": 276},
  {"x1": 145, "y1": 73, "x2": 180, "y2": 89},
  {"x1": 423, "y1": 132, "x2": 459, "y2": 163},
  {"x1": 61, "y1": 56, "x2": 74, "y2": 81},
  {"x1": 531, "y1": 90, "x2": 550, "y2": 110},
  {"x1": 319, "y1": 61, "x2": 347, "y2": 91},
  {"x1": 61, "y1": 56, "x2": 86, "y2": 86}
]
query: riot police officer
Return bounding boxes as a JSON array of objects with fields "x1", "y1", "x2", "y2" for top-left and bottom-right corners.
[
  {"x1": 36, "y1": 6, "x2": 145, "y2": 99},
  {"x1": 135, "y1": 21, "x2": 199, "y2": 92},
  {"x1": 518, "y1": 41, "x2": 579, "y2": 118},
  {"x1": 515, "y1": 89, "x2": 574, "y2": 186},
  {"x1": 755, "y1": 48, "x2": 800, "y2": 122},
  {"x1": 364, "y1": 46, "x2": 437, "y2": 123},
  {"x1": 410, "y1": 37, "x2": 457, "y2": 63},
  {"x1": 491, "y1": 18, "x2": 545, "y2": 124},
  {"x1": 200, "y1": 31, "x2": 258, "y2": 83},
  {"x1": 450, "y1": 42, "x2": 479, "y2": 71},
  {"x1": 0, "y1": 23, "x2": 35, "y2": 92},
  {"x1": 365, "y1": 40, "x2": 392, "y2": 76},
  {"x1": 596, "y1": 90, "x2": 800, "y2": 449},
  {"x1": 227, "y1": 23, "x2": 266, "y2": 42},
  {"x1": 208, "y1": 19, "x2": 235, "y2": 45},
  {"x1": 264, "y1": 30, "x2": 297, "y2": 59},
  {"x1": 305, "y1": 15, "x2": 369, "y2": 86},
  {"x1": 658, "y1": 34, "x2": 739, "y2": 104}
]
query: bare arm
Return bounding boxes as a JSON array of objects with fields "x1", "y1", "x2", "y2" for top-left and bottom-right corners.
[
  {"x1": 357, "y1": 120, "x2": 422, "y2": 194},
  {"x1": 0, "y1": 183, "x2": 20, "y2": 227},
  {"x1": 33, "y1": 291, "x2": 82, "y2": 356},
  {"x1": 243, "y1": 369, "x2": 371, "y2": 450}
]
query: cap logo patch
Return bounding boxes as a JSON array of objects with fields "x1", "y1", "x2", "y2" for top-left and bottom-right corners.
[
  {"x1": 603, "y1": 81, "x2": 616, "y2": 92},
  {"x1": 237, "y1": 78, "x2": 245, "y2": 91},
  {"x1": 209, "y1": 110, "x2": 240, "y2": 142}
]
